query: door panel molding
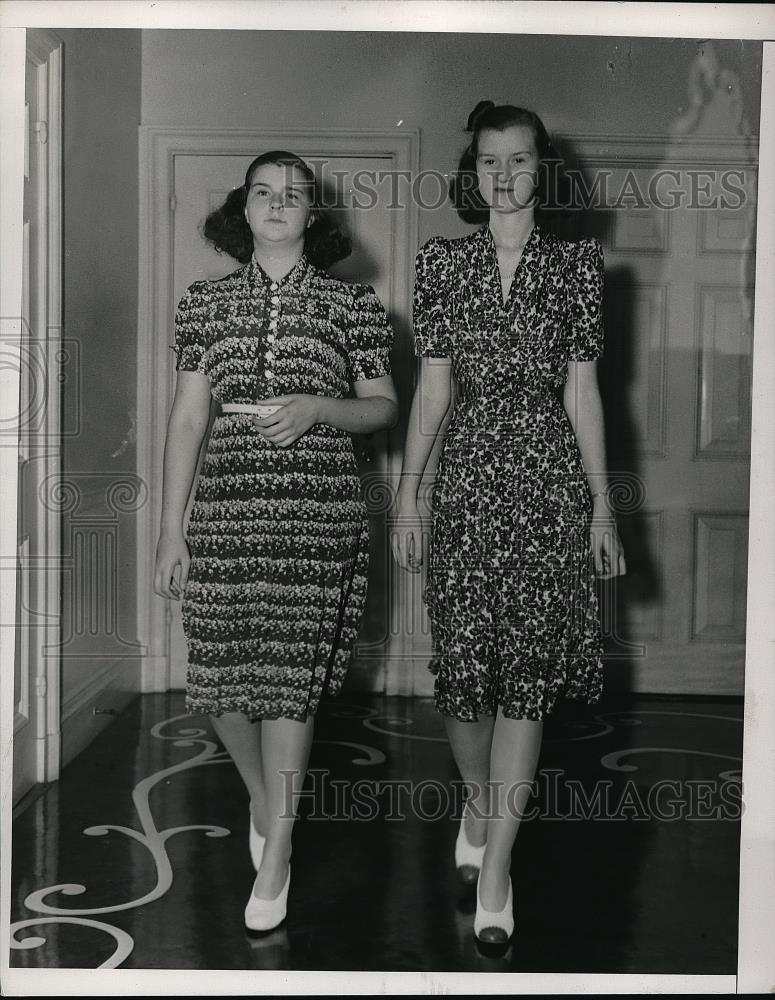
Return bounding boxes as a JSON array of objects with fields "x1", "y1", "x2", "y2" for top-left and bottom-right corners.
[
  {"x1": 691, "y1": 510, "x2": 749, "y2": 641},
  {"x1": 605, "y1": 280, "x2": 669, "y2": 458},
  {"x1": 694, "y1": 282, "x2": 754, "y2": 459}
]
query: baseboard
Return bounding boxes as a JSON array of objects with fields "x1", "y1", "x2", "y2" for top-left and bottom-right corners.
[
  {"x1": 605, "y1": 644, "x2": 745, "y2": 697},
  {"x1": 346, "y1": 645, "x2": 745, "y2": 699},
  {"x1": 342, "y1": 654, "x2": 385, "y2": 695},
  {"x1": 141, "y1": 654, "x2": 172, "y2": 694},
  {"x1": 345, "y1": 648, "x2": 436, "y2": 697},
  {"x1": 61, "y1": 656, "x2": 142, "y2": 768}
]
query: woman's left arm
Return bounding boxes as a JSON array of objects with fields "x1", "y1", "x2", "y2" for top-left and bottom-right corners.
[
  {"x1": 254, "y1": 281, "x2": 398, "y2": 445},
  {"x1": 564, "y1": 361, "x2": 627, "y2": 579},
  {"x1": 250, "y1": 380, "x2": 398, "y2": 446},
  {"x1": 323, "y1": 376, "x2": 400, "y2": 431}
]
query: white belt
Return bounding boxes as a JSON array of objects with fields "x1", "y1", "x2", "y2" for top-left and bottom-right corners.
[{"x1": 221, "y1": 402, "x2": 281, "y2": 416}]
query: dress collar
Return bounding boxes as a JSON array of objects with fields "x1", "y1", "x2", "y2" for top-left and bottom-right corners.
[
  {"x1": 480, "y1": 222, "x2": 542, "y2": 268},
  {"x1": 245, "y1": 251, "x2": 309, "y2": 290},
  {"x1": 478, "y1": 223, "x2": 546, "y2": 318}
]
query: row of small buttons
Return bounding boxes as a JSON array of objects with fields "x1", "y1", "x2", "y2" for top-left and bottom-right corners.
[{"x1": 265, "y1": 282, "x2": 280, "y2": 385}]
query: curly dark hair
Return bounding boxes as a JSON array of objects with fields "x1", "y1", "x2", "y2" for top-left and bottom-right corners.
[
  {"x1": 449, "y1": 101, "x2": 570, "y2": 223},
  {"x1": 202, "y1": 150, "x2": 351, "y2": 269}
]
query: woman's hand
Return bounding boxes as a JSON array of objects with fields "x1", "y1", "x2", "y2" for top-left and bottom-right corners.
[
  {"x1": 252, "y1": 394, "x2": 320, "y2": 447},
  {"x1": 590, "y1": 500, "x2": 627, "y2": 579},
  {"x1": 390, "y1": 496, "x2": 425, "y2": 573},
  {"x1": 154, "y1": 532, "x2": 191, "y2": 600}
]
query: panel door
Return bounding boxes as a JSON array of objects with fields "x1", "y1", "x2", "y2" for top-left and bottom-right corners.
[{"x1": 563, "y1": 139, "x2": 756, "y2": 695}]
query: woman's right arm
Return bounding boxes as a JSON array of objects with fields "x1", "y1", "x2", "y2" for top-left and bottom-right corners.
[
  {"x1": 391, "y1": 358, "x2": 452, "y2": 571},
  {"x1": 153, "y1": 370, "x2": 212, "y2": 600},
  {"x1": 392, "y1": 236, "x2": 455, "y2": 571}
]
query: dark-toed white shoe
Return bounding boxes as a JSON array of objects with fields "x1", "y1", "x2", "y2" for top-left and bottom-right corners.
[{"x1": 474, "y1": 875, "x2": 514, "y2": 944}]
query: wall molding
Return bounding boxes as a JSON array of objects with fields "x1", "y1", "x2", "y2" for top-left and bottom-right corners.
[{"x1": 556, "y1": 132, "x2": 759, "y2": 165}]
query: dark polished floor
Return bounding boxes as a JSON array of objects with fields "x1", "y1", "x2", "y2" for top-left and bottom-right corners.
[{"x1": 10, "y1": 690, "x2": 742, "y2": 972}]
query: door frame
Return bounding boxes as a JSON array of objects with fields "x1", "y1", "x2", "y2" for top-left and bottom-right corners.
[
  {"x1": 7, "y1": 27, "x2": 64, "y2": 802},
  {"x1": 136, "y1": 127, "x2": 419, "y2": 694}
]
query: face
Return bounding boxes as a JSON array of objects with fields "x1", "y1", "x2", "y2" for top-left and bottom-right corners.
[
  {"x1": 475, "y1": 124, "x2": 540, "y2": 213},
  {"x1": 244, "y1": 161, "x2": 314, "y2": 250}
]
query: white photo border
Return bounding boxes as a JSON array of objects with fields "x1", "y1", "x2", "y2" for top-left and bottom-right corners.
[{"x1": 1, "y1": 2, "x2": 773, "y2": 995}]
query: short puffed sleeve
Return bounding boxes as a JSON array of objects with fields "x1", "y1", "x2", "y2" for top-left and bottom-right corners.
[
  {"x1": 345, "y1": 283, "x2": 393, "y2": 382},
  {"x1": 170, "y1": 282, "x2": 208, "y2": 374},
  {"x1": 566, "y1": 238, "x2": 605, "y2": 361},
  {"x1": 413, "y1": 237, "x2": 454, "y2": 358}
]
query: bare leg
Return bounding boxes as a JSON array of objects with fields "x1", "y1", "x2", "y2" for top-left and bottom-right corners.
[
  {"x1": 444, "y1": 714, "x2": 496, "y2": 847},
  {"x1": 252, "y1": 714, "x2": 315, "y2": 899},
  {"x1": 478, "y1": 709, "x2": 543, "y2": 911},
  {"x1": 209, "y1": 712, "x2": 269, "y2": 835}
]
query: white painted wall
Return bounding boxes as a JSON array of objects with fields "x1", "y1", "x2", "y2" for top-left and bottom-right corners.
[{"x1": 57, "y1": 29, "x2": 143, "y2": 762}]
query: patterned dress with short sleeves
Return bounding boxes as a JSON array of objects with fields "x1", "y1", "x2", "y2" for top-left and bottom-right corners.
[
  {"x1": 414, "y1": 224, "x2": 605, "y2": 722},
  {"x1": 171, "y1": 254, "x2": 392, "y2": 721}
]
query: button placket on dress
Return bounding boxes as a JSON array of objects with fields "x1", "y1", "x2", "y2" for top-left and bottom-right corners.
[{"x1": 264, "y1": 280, "x2": 280, "y2": 394}]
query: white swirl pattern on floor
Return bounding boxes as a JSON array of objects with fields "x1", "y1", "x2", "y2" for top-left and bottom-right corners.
[
  {"x1": 10, "y1": 710, "x2": 384, "y2": 968},
  {"x1": 10, "y1": 703, "x2": 742, "y2": 968}
]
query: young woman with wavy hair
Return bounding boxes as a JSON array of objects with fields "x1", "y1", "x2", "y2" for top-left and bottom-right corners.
[
  {"x1": 393, "y1": 103, "x2": 625, "y2": 945},
  {"x1": 155, "y1": 150, "x2": 398, "y2": 933}
]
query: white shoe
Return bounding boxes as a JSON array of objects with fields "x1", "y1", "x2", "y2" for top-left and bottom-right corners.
[
  {"x1": 455, "y1": 806, "x2": 486, "y2": 884},
  {"x1": 245, "y1": 865, "x2": 291, "y2": 933},
  {"x1": 474, "y1": 875, "x2": 514, "y2": 944},
  {"x1": 249, "y1": 807, "x2": 266, "y2": 872}
]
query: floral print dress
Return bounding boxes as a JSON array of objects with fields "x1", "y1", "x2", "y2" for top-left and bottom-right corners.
[
  {"x1": 413, "y1": 224, "x2": 605, "y2": 721},
  {"x1": 171, "y1": 254, "x2": 392, "y2": 721}
]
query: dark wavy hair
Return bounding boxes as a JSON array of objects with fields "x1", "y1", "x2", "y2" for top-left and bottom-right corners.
[
  {"x1": 202, "y1": 150, "x2": 351, "y2": 269},
  {"x1": 449, "y1": 101, "x2": 570, "y2": 223}
]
